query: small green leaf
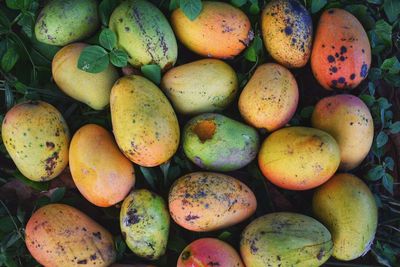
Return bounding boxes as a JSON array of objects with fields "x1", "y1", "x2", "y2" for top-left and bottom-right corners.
[
  {"x1": 99, "y1": 28, "x2": 117, "y2": 51},
  {"x1": 139, "y1": 166, "x2": 158, "y2": 190},
  {"x1": 365, "y1": 165, "x2": 385, "y2": 181},
  {"x1": 376, "y1": 131, "x2": 388, "y2": 148},
  {"x1": 6, "y1": 0, "x2": 32, "y2": 10},
  {"x1": 389, "y1": 121, "x2": 400, "y2": 134},
  {"x1": 368, "y1": 82, "x2": 375, "y2": 96},
  {"x1": 380, "y1": 56, "x2": 400, "y2": 74},
  {"x1": 377, "y1": 97, "x2": 391, "y2": 110},
  {"x1": 368, "y1": 67, "x2": 382, "y2": 81},
  {"x1": 383, "y1": 0, "x2": 400, "y2": 23},
  {"x1": 311, "y1": 0, "x2": 327, "y2": 13},
  {"x1": 231, "y1": 0, "x2": 247, "y2": 7},
  {"x1": 169, "y1": 0, "x2": 179, "y2": 10},
  {"x1": 0, "y1": 9, "x2": 10, "y2": 28},
  {"x1": 300, "y1": 106, "x2": 314, "y2": 119},
  {"x1": 382, "y1": 173, "x2": 394, "y2": 194},
  {"x1": 179, "y1": 0, "x2": 202, "y2": 21},
  {"x1": 77, "y1": 45, "x2": 109, "y2": 73},
  {"x1": 244, "y1": 35, "x2": 262, "y2": 62},
  {"x1": 249, "y1": 2, "x2": 260, "y2": 14},
  {"x1": 4, "y1": 82, "x2": 14, "y2": 110},
  {"x1": 384, "y1": 157, "x2": 394, "y2": 171},
  {"x1": 114, "y1": 235, "x2": 126, "y2": 260},
  {"x1": 359, "y1": 94, "x2": 375, "y2": 107},
  {"x1": 1, "y1": 46, "x2": 19, "y2": 72},
  {"x1": 218, "y1": 231, "x2": 232, "y2": 240},
  {"x1": 110, "y1": 49, "x2": 128, "y2": 67},
  {"x1": 99, "y1": 0, "x2": 118, "y2": 26},
  {"x1": 141, "y1": 64, "x2": 162, "y2": 85},
  {"x1": 374, "y1": 20, "x2": 392, "y2": 48},
  {"x1": 50, "y1": 187, "x2": 66, "y2": 203}
]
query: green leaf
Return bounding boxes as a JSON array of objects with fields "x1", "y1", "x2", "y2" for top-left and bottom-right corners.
[
  {"x1": 244, "y1": 35, "x2": 262, "y2": 62},
  {"x1": 179, "y1": 0, "x2": 202, "y2": 21},
  {"x1": 374, "y1": 20, "x2": 392, "y2": 48},
  {"x1": 382, "y1": 173, "x2": 394, "y2": 194},
  {"x1": 169, "y1": 0, "x2": 179, "y2": 10},
  {"x1": 383, "y1": 0, "x2": 400, "y2": 23},
  {"x1": 384, "y1": 157, "x2": 394, "y2": 171},
  {"x1": 300, "y1": 106, "x2": 314, "y2": 119},
  {"x1": 50, "y1": 187, "x2": 66, "y2": 203},
  {"x1": 110, "y1": 49, "x2": 128, "y2": 67},
  {"x1": 141, "y1": 64, "x2": 162, "y2": 85},
  {"x1": 376, "y1": 131, "x2": 388, "y2": 148},
  {"x1": 99, "y1": 0, "x2": 118, "y2": 26},
  {"x1": 368, "y1": 67, "x2": 382, "y2": 81},
  {"x1": 249, "y1": 2, "x2": 260, "y2": 15},
  {"x1": 384, "y1": 73, "x2": 400, "y2": 87},
  {"x1": 99, "y1": 28, "x2": 117, "y2": 51},
  {"x1": 139, "y1": 166, "x2": 158, "y2": 190},
  {"x1": 359, "y1": 94, "x2": 375, "y2": 107},
  {"x1": 0, "y1": 9, "x2": 10, "y2": 28},
  {"x1": 17, "y1": 13, "x2": 35, "y2": 37},
  {"x1": 114, "y1": 235, "x2": 126, "y2": 260},
  {"x1": 231, "y1": 0, "x2": 247, "y2": 7},
  {"x1": 345, "y1": 4, "x2": 375, "y2": 30},
  {"x1": 12, "y1": 171, "x2": 49, "y2": 191},
  {"x1": 1, "y1": 46, "x2": 19, "y2": 72},
  {"x1": 389, "y1": 121, "x2": 400, "y2": 134},
  {"x1": 365, "y1": 165, "x2": 385, "y2": 181},
  {"x1": 77, "y1": 45, "x2": 109, "y2": 73},
  {"x1": 6, "y1": 0, "x2": 32, "y2": 10},
  {"x1": 380, "y1": 56, "x2": 400, "y2": 74},
  {"x1": 311, "y1": 0, "x2": 327, "y2": 13},
  {"x1": 4, "y1": 82, "x2": 14, "y2": 110},
  {"x1": 377, "y1": 97, "x2": 391, "y2": 110},
  {"x1": 167, "y1": 233, "x2": 187, "y2": 253},
  {"x1": 218, "y1": 231, "x2": 232, "y2": 240},
  {"x1": 368, "y1": 82, "x2": 375, "y2": 96}
]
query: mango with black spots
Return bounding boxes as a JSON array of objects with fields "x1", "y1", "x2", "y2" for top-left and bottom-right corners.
[
  {"x1": 240, "y1": 212, "x2": 333, "y2": 267},
  {"x1": 311, "y1": 8, "x2": 371, "y2": 90},
  {"x1": 183, "y1": 113, "x2": 259, "y2": 171},
  {"x1": 171, "y1": 1, "x2": 252, "y2": 59},
  {"x1": 109, "y1": 0, "x2": 177, "y2": 70},
  {"x1": 2, "y1": 101, "x2": 69, "y2": 181},
  {"x1": 168, "y1": 172, "x2": 257, "y2": 232},
  {"x1": 25, "y1": 204, "x2": 116, "y2": 267},
  {"x1": 120, "y1": 189, "x2": 170, "y2": 260},
  {"x1": 35, "y1": 0, "x2": 99, "y2": 46},
  {"x1": 261, "y1": 0, "x2": 313, "y2": 68}
]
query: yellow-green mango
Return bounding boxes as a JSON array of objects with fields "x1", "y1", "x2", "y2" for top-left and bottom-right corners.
[
  {"x1": 110, "y1": 75, "x2": 179, "y2": 167},
  {"x1": 161, "y1": 59, "x2": 238, "y2": 115},
  {"x1": 120, "y1": 189, "x2": 170, "y2": 260},
  {"x1": 109, "y1": 0, "x2": 177, "y2": 70},
  {"x1": 2, "y1": 101, "x2": 69, "y2": 181},
  {"x1": 52, "y1": 43, "x2": 119, "y2": 110},
  {"x1": 35, "y1": 0, "x2": 99, "y2": 46}
]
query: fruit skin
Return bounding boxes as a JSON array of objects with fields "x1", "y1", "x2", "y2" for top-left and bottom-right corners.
[
  {"x1": 311, "y1": 8, "x2": 371, "y2": 90},
  {"x1": 25, "y1": 204, "x2": 116, "y2": 267},
  {"x1": 261, "y1": 0, "x2": 313, "y2": 68},
  {"x1": 183, "y1": 113, "x2": 259, "y2": 171},
  {"x1": 258, "y1": 126, "x2": 340, "y2": 190},
  {"x1": 171, "y1": 1, "x2": 252, "y2": 59},
  {"x1": 52, "y1": 43, "x2": 119, "y2": 110},
  {"x1": 312, "y1": 94, "x2": 373, "y2": 170},
  {"x1": 110, "y1": 75, "x2": 180, "y2": 167},
  {"x1": 69, "y1": 124, "x2": 135, "y2": 207},
  {"x1": 239, "y1": 63, "x2": 299, "y2": 132},
  {"x1": 313, "y1": 173, "x2": 378, "y2": 261},
  {"x1": 177, "y1": 238, "x2": 244, "y2": 267},
  {"x1": 240, "y1": 212, "x2": 333, "y2": 267},
  {"x1": 169, "y1": 172, "x2": 257, "y2": 232},
  {"x1": 2, "y1": 101, "x2": 69, "y2": 181},
  {"x1": 109, "y1": 0, "x2": 177, "y2": 70},
  {"x1": 161, "y1": 59, "x2": 238, "y2": 115},
  {"x1": 120, "y1": 189, "x2": 170, "y2": 260},
  {"x1": 35, "y1": 0, "x2": 99, "y2": 46}
]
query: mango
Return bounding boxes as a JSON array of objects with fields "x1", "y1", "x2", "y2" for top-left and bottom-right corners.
[
  {"x1": 240, "y1": 212, "x2": 333, "y2": 267},
  {"x1": 239, "y1": 63, "x2": 299, "y2": 132},
  {"x1": 35, "y1": 0, "x2": 99, "y2": 46},
  {"x1": 161, "y1": 59, "x2": 238, "y2": 115},
  {"x1": 25, "y1": 204, "x2": 116, "y2": 267},
  {"x1": 109, "y1": 0, "x2": 177, "y2": 70},
  {"x1": 312, "y1": 94, "x2": 373, "y2": 170},
  {"x1": 69, "y1": 124, "x2": 135, "y2": 207},
  {"x1": 258, "y1": 127, "x2": 340, "y2": 190},
  {"x1": 311, "y1": 8, "x2": 371, "y2": 90},
  {"x1": 169, "y1": 172, "x2": 257, "y2": 232},
  {"x1": 110, "y1": 75, "x2": 180, "y2": 167},
  {"x1": 120, "y1": 189, "x2": 170, "y2": 260},
  {"x1": 178, "y1": 238, "x2": 244, "y2": 267},
  {"x1": 261, "y1": 0, "x2": 313, "y2": 68},
  {"x1": 313, "y1": 173, "x2": 378, "y2": 261},
  {"x1": 2, "y1": 101, "x2": 69, "y2": 181},
  {"x1": 171, "y1": 1, "x2": 252, "y2": 59}
]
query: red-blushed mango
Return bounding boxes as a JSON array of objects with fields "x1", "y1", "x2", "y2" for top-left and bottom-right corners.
[
  {"x1": 313, "y1": 173, "x2": 378, "y2": 261},
  {"x1": 238, "y1": 63, "x2": 299, "y2": 131},
  {"x1": 2, "y1": 101, "x2": 69, "y2": 181},
  {"x1": 25, "y1": 204, "x2": 116, "y2": 267},
  {"x1": 311, "y1": 8, "x2": 371, "y2": 90},
  {"x1": 69, "y1": 124, "x2": 135, "y2": 207},
  {"x1": 169, "y1": 172, "x2": 256, "y2": 232},
  {"x1": 110, "y1": 75, "x2": 180, "y2": 167},
  {"x1": 171, "y1": 1, "x2": 252, "y2": 59},
  {"x1": 312, "y1": 94, "x2": 373, "y2": 170},
  {"x1": 261, "y1": 0, "x2": 313, "y2": 68},
  {"x1": 177, "y1": 238, "x2": 244, "y2": 267},
  {"x1": 258, "y1": 127, "x2": 340, "y2": 190}
]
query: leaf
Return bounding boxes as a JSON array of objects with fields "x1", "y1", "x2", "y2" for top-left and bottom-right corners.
[
  {"x1": 377, "y1": 97, "x2": 391, "y2": 110},
  {"x1": 359, "y1": 94, "x2": 375, "y2": 107},
  {"x1": 389, "y1": 121, "x2": 400, "y2": 134},
  {"x1": 169, "y1": 0, "x2": 179, "y2": 10},
  {"x1": 218, "y1": 231, "x2": 232, "y2": 240},
  {"x1": 167, "y1": 233, "x2": 187, "y2": 253},
  {"x1": 99, "y1": 28, "x2": 117, "y2": 51},
  {"x1": 384, "y1": 73, "x2": 400, "y2": 87},
  {"x1": 365, "y1": 165, "x2": 385, "y2": 181},
  {"x1": 1, "y1": 46, "x2": 19, "y2": 72},
  {"x1": 50, "y1": 187, "x2": 66, "y2": 203},
  {"x1": 311, "y1": 0, "x2": 327, "y2": 13},
  {"x1": 0, "y1": 9, "x2": 10, "y2": 28},
  {"x1": 17, "y1": 12, "x2": 35, "y2": 37},
  {"x1": 383, "y1": 0, "x2": 400, "y2": 23},
  {"x1": 13, "y1": 171, "x2": 49, "y2": 191},
  {"x1": 368, "y1": 67, "x2": 382, "y2": 81},
  {"x1": 380, "y1": 56, "x2": 400, "y2": 74},
  {"x1": 6, "y1": 0, "x2": 32, "y2": 10},
  {"x1": 249, "y1": 2, "x2": 260, "y2": 14},
  {"x1": 179, "y1": 0, "x2": 202, "y2": 21},
  {"x1": 4, "y1": 82, "x2": 14, "y2": 110},
  {"x1": 114, "y1": 235, "x2": 126, "y2": 260},
  {"x1": 374, "y1": 20, "x2": 392, "y2": 48},
  {"x1": 231, "y1": 0, "x2": 247, "y2": 7},
  {"x1": 77, "y1": 45, "x2": 109, "y2": 73},
  {"x1": 376, "y1": 131, "x2": 388, "y2": 148},
  {"x1": 345, "y1": 4, "x2": 375, "y2": 30},
  {"x1": 368, "y1": 82, "x2": 375, "y2": 96},
  {"x1": 384, "y1": 157, "x2": 394, "y2": 171},
  {"x1": 382, "y1": 173, "x2": 394, "y2": 194},
  {"x1": 300, "y1": 106, "x2": 314, "y2": 119},
  {"x1": 141, "y1": 64, "x2": 161, "y2": 85},
  {"x1": 139, "y1": 166, "x2": 158, "y2": 190},
  {"x1": 244, "y1": 35, "x2": 262, "y2": 62},
  {"x1": 110, "y1": 49, "x2": 128, "y2": 67},
  {"x1": 99, "y1": 0, "x2": 118, "y2": 26}
]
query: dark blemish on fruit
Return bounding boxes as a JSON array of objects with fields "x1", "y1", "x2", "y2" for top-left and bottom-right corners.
[
  {"x1": 124, "y1": 27, "x2": 130, "y2": 32},
  {"x1": 350, "y1": 73, "x2": 356, "y2": 80},
  {"x1": 335, "y1": 53, "x2": 339, "y2": 58},
  {"x1": 284, "y1": 26, "x2": 293, "y2": 35},
  {"x1": 118, "y1": 18, "x2": 123, "y2": 22},
  {"x1": 322, "y1": 44, "x2": 325, "y2": 48},
  {"x1": 77, "y1": 259, "x2": 87, "y2": 264},
  {"x1": 317, "y1": 248, "x2": 325, "y2": 260},
  {"x1": 360, "y1": 63, "x2": 368, "y2": 77},
  {"x1": 182, "y1": 251, "x2": 191, "y2": 260},
  {"x1": 328, "y1": 9, "x2": 334, "y2": 14},
  {"x1": 362, "y1": 49, "x2": 365, "y2": 53},
  {"x1": 185, "y1": 214, "x2": 200, "y2": 221},
  {"x1": 82, "y1": 227, "x2": 87, "y2": 231},
  {"x1": 340, "y1": 46, "x2": 347, "y2": 54},
  {"x1": 327, "y1": 55, "x2": 335, "y2": 63},
  {"x1": 331, "y1": 80, "x2": 338, "y2": 86},
  {"x1": 250, "y1": 239, "x2": 258, "y2": 253},
  {"x1": 45, "y1": 152, "x2": 59, "y2": 176},
  {"x1": 339, "y1": 56, "x2": 345, "y2": 61},
  {"x1": 208, "y1": 262, "x2": 220, "y2": 266},
  {"x1": 89, "y1": 254, "x2": 97, "y2": 260},
  {"x1": 46, "y1": 142, "x2": 55, "y2": 149},
  {"x1": 330, "y1": 66, "x2": 337, "y2": 73},
  {"x1": 92, "y1": 232, "x2": 102, "y2": 240},
  {"x1": 124, "y1": 209, "x2": 140, "y2": 226},
  {"x1": 338, "y1": 77, "x2": 346, "y2": 83},
  {"x1": 350, "y1": 122, "x2": 354, "y2": 125},
  {"x1": 292, "y1": 38, "x2": 297, "y2": 44}
]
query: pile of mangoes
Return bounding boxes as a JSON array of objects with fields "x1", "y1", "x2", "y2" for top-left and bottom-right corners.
[{"x1": 1, "y1": 0, "x2": 378, "y2": 266}]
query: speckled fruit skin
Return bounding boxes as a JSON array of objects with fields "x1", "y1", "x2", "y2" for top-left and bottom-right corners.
[
  {"x1": 177, "y1": 238, "x2": 244, "y2": 267},
  {"x1": 261, "y1": 0, "x2": 313, "y2": 68},
  {"x1": 313, "y1": 173, "x2": 378, "y2": 261},
  {"x1": 258, "y1": 127, "x2": 340, "y2": 190},
  {"x1": 182, "y1": 113, "x2": 259, "y2": 171},
  {"x1": 240, "y1": 212, "x2": 333, "y2": 267},
  {"x1": 110, "y1": 75, "x2": 180, "y2": 167},
  {"x1": 312, "y1": 94, "x2": 373, "y2": 170},
  {"x1": 238, "y1": 63, "x2": 299, "y2": 132},
  {"x1": 120, "y1": 189, "x2": 170, "y2": 260},
  {"x1": 161, "y1": 59, "x2": 238, "y2": 115},
  {"x1": 311, "y1": 8, "x2": 371, "y2": 90},
  {"x1": 171, "y1": 1, "x2": 252, "y2": 59},
  {"x1": 35, "y1": 0, "x2": 99, "y2": 46},
  {"x1": 109, "y1": 0, "x2": 177, "y2": 70},
  {"x1": 169, "y1": 172, "x2": 257, "y2": 232},
  {"x1": 25, "y1": 204, "x2": 116, "y2": 267},
  {"x1": 2, "y1": 101, "x2": 69, "y2": 181},
  {"x1": 69, "y1": 124, "x2": 135, "y2": 207},
  {"x1": 52, "y1": 43, "x2": 119, "y2": 110}
]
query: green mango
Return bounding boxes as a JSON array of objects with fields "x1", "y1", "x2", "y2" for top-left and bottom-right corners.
[
  {"x1": 109, "y1": 0, "x2": 178, "y2": 70},
  {"x1": 183, "y1": 113, "x2": 259, "y2": 171},
  {"x1": 35, "y1": 0, "x2": 99, "y2": 46}
]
